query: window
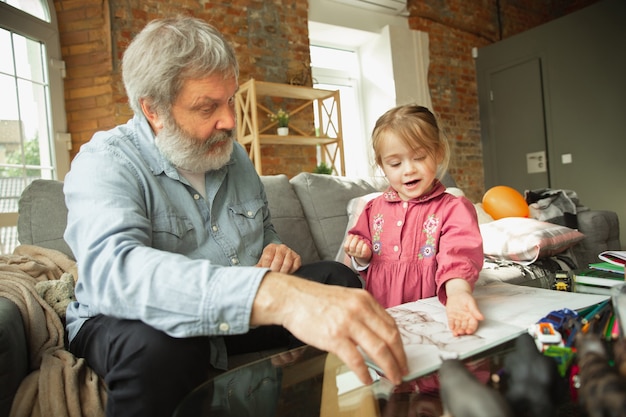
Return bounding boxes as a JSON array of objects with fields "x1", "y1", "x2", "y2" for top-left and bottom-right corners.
[
  {"x1": 311, "y1": 45, "x2": 371, "y2": 178},
  {"x1": 0, "y1": 0, "x2": 69, "y2": 254}
]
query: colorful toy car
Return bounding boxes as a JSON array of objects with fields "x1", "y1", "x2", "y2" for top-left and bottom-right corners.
[
  {"x1": 528, "y1": 322, "x2": 564, "y2": 351},
  {"x1": 538, "y1": 308, "x2": 579, "y2": 331}
]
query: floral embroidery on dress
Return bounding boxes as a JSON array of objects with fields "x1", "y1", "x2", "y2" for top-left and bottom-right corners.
[
  {"x1": 383, "y1": 190, "x2": 398, "y2": 201},
  {"x1": 418, "y1": 214, "x2": 439, "y2": 259},
  {"x1": 372, "y1": 213, "x2": 384, "y2": 255}
]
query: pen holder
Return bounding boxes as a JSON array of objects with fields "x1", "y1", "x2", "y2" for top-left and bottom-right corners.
[{"x1": 610, "y1": 280, "x2": 626, "y2": 338}]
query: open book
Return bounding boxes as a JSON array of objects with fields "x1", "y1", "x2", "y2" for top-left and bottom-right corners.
[
  {"x1": 599, "y1": 250, "x2": 626, "y2": 268},
  {"x1": 365, "y1": 282, "x2": 608, "y2": 381}
]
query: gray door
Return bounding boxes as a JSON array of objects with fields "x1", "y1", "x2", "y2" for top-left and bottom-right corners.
[{"x1": 485, "y1": 58, "x2": 549, "y2": 193}]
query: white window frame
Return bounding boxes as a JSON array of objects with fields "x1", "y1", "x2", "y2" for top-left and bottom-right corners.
[{"x1": 0, "y1": 0, "x2": 69, "y2": 252}]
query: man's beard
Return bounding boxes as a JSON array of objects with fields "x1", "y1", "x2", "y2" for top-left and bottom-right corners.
[{"x1": 155, "y1": 116, "x2": 235, "y2": 173}]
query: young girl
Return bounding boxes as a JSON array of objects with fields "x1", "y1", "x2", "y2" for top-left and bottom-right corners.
[{"x1": 344, "y1": 104, "x2": 484, "y2": 336}]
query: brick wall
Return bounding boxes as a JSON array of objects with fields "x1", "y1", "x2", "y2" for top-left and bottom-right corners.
[
  {"x1": 54, "y1": 0, "x2": 599, "y2": 195},
  {"x1": 54, "y1": 0, "x2": 315, "y2": 177},
  {"x1": 54, "y1": 0, "x2": 115, "y2": 153}
]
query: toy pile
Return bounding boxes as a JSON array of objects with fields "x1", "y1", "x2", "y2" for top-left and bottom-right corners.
[{"x1": 439, "y1": 299, "x2": 626, "y2": 417}]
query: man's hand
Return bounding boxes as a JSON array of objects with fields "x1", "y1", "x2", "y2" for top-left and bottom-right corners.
[
  {"x1": 343, "y1": 234, "x2": 373, "y2": 267},
  {"x1": 251, "y1": 273, "x2": 408, "y2": 385},
  {"x1": 444, "y1": 279, "x2": 484, "y2": 336},
  {"x1": 256, "y1": 243, "x2": 301, "y2": 273}
]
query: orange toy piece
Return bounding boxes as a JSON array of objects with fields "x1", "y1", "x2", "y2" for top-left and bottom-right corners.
[{"x1": 482, "y1": 186, "x2": 529, "y2": 220}]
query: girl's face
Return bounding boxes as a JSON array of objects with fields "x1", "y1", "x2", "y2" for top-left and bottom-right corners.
[{"x1": 378, "y1": 132, "x2": 439, "y2": 201}]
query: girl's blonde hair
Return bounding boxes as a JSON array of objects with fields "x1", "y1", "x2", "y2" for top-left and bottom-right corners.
[{"x1": 371, "y1": 104, "x2": 450, "y2": 179}]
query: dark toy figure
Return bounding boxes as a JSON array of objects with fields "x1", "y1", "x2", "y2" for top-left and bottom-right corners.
[
  {"x1": 503, "y1": 333, "x2": 560, "y2": 417},
  {"x1": 575, "y1": 333, "x2": 626, "y2": 417},
  {"x1": 439, "y1": 358, "x2": 513, "y2": 417}
]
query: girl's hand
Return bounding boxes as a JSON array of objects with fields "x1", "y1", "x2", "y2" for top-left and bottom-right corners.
[
  {"x1": 444, "y1": 279, "x2": 484, "y2": 336},
  {"x1": 343, "y1": 234, "x2": 373, "y2": 266}
]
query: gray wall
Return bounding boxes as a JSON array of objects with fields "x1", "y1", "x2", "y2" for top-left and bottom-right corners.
[{"x1": 476, "y1": 0, "x2": 625, "y2": 250}]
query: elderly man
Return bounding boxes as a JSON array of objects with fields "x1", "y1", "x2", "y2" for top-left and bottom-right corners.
[{"x1": 63, "y1": 16, "x2": 407, "y2": 417}]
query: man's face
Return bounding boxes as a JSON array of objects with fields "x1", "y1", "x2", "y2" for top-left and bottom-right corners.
[{"x1": 151, "y1": 74, "x2": 238, "y2": 173}]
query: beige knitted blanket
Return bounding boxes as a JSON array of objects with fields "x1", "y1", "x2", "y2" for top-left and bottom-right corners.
[{"x1": 0, "y1": 245, "x2": 106, "y2": 417}]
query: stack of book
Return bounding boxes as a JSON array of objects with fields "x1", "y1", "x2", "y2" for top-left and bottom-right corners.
[{"x1": 573, "y1": 251, "x2": 626, "y2": 295}]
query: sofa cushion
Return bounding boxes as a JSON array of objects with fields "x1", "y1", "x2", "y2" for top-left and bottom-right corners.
[
  {"x1": 17, "y1": 179, "x2": 74, "y2": 260},
  {"x1": 573, "y1": 210, "x2": 621, "y2": 268},
  {"x1": 260, "y1": 175, "x2": 320, "y2": 264},
  {"x1": 0, "y1": 297, "x2": 28, "y2": 417},
  {"x1": 290, "y1": 173, "x2": 383, "y2": 261}
]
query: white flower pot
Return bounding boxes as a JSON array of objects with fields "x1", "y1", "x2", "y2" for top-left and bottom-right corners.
[{"x1": 277, "y1": 127, "x2": 289, "y2": 136}]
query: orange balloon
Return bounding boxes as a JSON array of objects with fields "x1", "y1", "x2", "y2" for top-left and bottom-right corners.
[{"x1": 482, "y1": 186, "x2": 529, "y2": 220}]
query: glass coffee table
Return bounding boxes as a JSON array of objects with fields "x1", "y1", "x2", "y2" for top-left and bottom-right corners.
[{"x1": 173, "y1": 340, "x2": 583, "y2": 417}]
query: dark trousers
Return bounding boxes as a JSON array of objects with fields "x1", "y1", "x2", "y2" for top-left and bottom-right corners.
[{"x1": 68, "y1": 261, "x2": 361, "y2": 417}]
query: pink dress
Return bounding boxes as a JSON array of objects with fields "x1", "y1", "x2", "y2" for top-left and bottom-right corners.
[{"x1": 349, "y1": 180, "x2": 483, "y2": 308}]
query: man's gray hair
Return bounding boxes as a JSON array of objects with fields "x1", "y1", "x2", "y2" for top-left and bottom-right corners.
[{"x1": 122, "y1": 16, "x2": 239, "y2": 116}]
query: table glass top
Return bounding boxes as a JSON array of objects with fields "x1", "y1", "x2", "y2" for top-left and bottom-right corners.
[{"x1": 172, "y1": 341, "x2": 546, "y2": 417}]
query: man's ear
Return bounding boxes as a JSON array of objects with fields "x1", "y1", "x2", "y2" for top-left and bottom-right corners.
[{"x1": 140, "y1": 99, "x2": 164, "y2": 130}]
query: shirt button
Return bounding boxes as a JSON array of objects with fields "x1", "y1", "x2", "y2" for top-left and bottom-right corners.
[
  {"x1": 397, "y1": 220, "x2": 403, "y2": 227},
  {"x1": 219, "y1": 322, "x2": 230, "y2": 332},
  {"x1": 247, "y1": 210, "x2": 253, "y2": 217},
  {"x1": 402, "y1": 202, "x2": 408, "y2": 209},
  {"x1": 212, "y1": 225, "x2": 218, "y2": 232},
  {"x1": 231, "y1": 257, "x2": 239, "y2": 265},
  {"x1": 393, "y1": 245, "x2": 399, "y2": 252},
  {"x1": 193, "y1": 194, "x2": 200, "y2": 200}
]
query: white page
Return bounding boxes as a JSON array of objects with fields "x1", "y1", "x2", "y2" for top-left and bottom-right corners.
[{"x1": 365, "y1": 282, "x2": 608, "y2": 381}]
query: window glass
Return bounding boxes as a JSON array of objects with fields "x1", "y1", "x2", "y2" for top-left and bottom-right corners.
[
  {"x1": 0, "y1": 0, "x2": 62, "y2": 254},
  {"x1": 311, "y1": 44, "x2": 370, "y2": 177},
  {"x1": 0, "y1": 0, "x2": 50, "y2": 22},
  {"x1": 311, "y1": 45, "x2": 358, "y2": 73},
  {"x1": 15, "y1": 32, "x2": 47, "y2": 83},
  {"x1": 0, "y1": 28, "x2": 15, "y2": 75}
]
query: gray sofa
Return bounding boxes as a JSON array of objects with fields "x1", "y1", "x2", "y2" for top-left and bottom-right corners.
[{"x1": 0, "y1": 172, "x2": 621, "y2": 416}]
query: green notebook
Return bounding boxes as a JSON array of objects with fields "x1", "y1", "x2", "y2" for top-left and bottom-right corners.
[
  {"x1": 574, "y1": 267, "x2": 625, "y2": 288},
  {"x1": 589, "y1": 261, "x2": 625, "y2": 274}
]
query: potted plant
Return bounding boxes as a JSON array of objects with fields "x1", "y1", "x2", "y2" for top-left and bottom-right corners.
[
  {"x1": 313, "y1": 161, "x2": 333, "y2": 175},
  {"x1": 269, "y1": 109, "x2": 290, "y2": 136}
]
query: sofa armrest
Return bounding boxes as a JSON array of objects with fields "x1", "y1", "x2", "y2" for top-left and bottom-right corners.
[
  {"x1": 573, "y1": 210, "x2": 621, "y2": 268},
  {"x1": 0, "y1": 297, "x2": 28, "y2": 417}
]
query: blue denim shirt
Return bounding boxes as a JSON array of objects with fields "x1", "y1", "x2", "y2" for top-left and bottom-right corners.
[{"x1": 64, "y1": 114, "x2": 279, "y2": 369}]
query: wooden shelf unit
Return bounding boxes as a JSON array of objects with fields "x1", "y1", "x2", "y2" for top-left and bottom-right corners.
[{"x1": 235, "y1": 78, "x2": 345, "y2": 175}]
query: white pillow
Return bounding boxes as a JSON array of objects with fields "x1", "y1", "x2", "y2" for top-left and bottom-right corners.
[
  {"x1": 445, "y1": 187, "x2": 465, "y2": 197},
  {"x1": 474, "y1": 203, "x2": 495, "y2": 224},
  {"x1": 480, "y1": 217, "x2": 585, "y2": 265}
]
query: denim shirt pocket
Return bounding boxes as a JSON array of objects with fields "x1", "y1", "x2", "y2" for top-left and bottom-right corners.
[
  {"x1": 151, "y1": 212, "x2": 196, "y2": 254},
  {"x1": 228, "y1": 198, "x2": 265, "y2": 257}
]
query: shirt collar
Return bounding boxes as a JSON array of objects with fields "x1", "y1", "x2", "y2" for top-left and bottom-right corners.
[{"x1": 383, "y1": 180, "x2": 447, "y2": 203}]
